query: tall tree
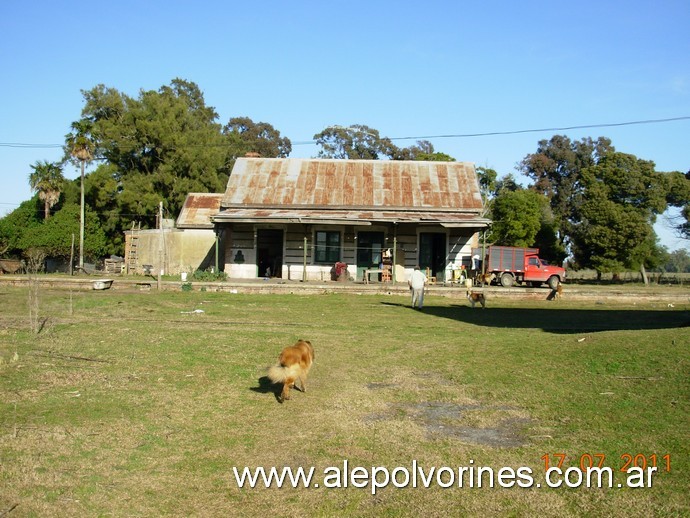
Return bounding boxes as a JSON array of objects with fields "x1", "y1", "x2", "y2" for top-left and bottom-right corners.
[
  {"x1": 489, "y1": 189, "x2": 545, "y2": 248},
  {"x1": 314, "y1": 124, "x2": 389, "y2": 159},
  {"x1": 84, "y1": 163, "x2": 123, "y2": 256},
  {"x1": 520, "y1": 135, "x2": 614, "y2": 251},
  {"x1": 29, "y1": 161, "x2": 64, "y2": 220},
  {"x1": 18, "y1": 203, "x2": 107, "y2": 261},
  {"x1": 571, "y1": 152, "x2": 669, "y2": 277},
  {"x1": 476, "y1": 167, "x2": 497, "y2": 197},
  {"x1": 532, "y1": 204, "x2": 566, "y2": 265},
  {"x1": 481, "y1": 171, "x2": 565, "y2": 264},
  {"x1": 0, "y1": 199, "x2": 42, "y2": 257},
  {"x1": 65, "y1": 120, "x2": 96, "y2": 269},
  {"x1": 314, "y1": 125, "x2": 455, "y2": 161},
  {"x1": 494, "y1": 173, "x2": 521, "y2": 194},
  {"x1": 387, "y1": 139, "x2": 455, "y2": 161},
  {"x1": 71, "y1": 79, "x2": 232, "y2": 250},
  {"x1": 664, "y1": 248, "x2": 690, "y2": 273},
  {"x1": 475, "y1": 167, "x2": 498, "y2": 218},
  {"x1": 223, "y1": 116, "x2": 292, "y2": 158},
  {"x1": 662, "y1": 169, "x2": 690, "y2": 239}
]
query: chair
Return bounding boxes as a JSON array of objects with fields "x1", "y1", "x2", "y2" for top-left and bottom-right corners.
[{"x1": 425, "y1": 267, "x2": 436, "y2": 285}]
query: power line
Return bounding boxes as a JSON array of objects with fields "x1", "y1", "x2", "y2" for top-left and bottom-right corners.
[
  {"x1": 0, "y1": 142, "x2": 63, "y2": 148},
  {"x1": 385, "y1": 116, "x2": 690, "y2": 142},
  {"x1": 1, "y1": 116, "x2": 688, "y2": 149}
]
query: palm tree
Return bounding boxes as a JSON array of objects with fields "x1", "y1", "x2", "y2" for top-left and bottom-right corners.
[
  {"x1": 65, "y1": 120, "x2": 95, "y2": 270},
  {"x1": 29, "y1": 160, "x2": 64, "y2": 220}
]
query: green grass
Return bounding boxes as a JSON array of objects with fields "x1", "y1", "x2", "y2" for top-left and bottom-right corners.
[{"x1": 0, "y1": 286, "x2": 688, "y2": 517}]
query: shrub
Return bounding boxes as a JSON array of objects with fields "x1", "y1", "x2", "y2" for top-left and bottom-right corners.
[{"x1": 191, "y1": 268, "x2": 227, "y2": 282}]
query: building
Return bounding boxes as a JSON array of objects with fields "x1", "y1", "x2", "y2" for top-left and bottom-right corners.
[
  {"x1": 124, "y1": 193, "x2": 222, "y2": 276},
  {"x1": 211, "y1": 158, "x2": 489, "y2": 282}
]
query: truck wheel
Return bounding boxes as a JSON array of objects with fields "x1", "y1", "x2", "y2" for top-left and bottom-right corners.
[
  {"x1": 547, "y1": 276, "x2": 560, "y2": 290},
  {"x1": 500, "y1": 273, "x2": 514, "y2": 287}
]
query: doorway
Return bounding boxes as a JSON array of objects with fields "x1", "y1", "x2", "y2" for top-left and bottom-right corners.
[
  {"x1": 419, "y1": 232, "x2": 447, "y2": 281},
  {"x1": 256, "y1": 229, "x2": 283, "y2": 278},
  {"x1": 356, "y1": 231, "x2": 384, "y2": 282}
]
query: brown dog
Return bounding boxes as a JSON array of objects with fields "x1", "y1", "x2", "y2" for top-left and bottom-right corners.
[
  {"x1": 467, "y1": 290, "x2": 486, "y2": 308},
  {"x1": 475, "y1": 272, "x2": 496, "y2": 286},
  {"x1": 465, "y1": 279, "x2": 486, "y2": 308},
  {"x1": 267, "y1": 340, "x2": 314, "y2": 401},
  {"x1": 547, "y1": 282, "x2": 563, "y2": 301}
]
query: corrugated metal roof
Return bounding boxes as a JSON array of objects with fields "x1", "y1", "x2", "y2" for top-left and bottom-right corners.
[
  {"x1": 176, "y1": 193, "x2": 223, "y2": 229},
  {"x1": 220, "y1": 158, "x2": 483, "y2": 210}
]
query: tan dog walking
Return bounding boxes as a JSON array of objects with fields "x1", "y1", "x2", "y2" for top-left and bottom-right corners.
[
  {"x1": 465, "y1": 278, "x2": 486, "y2": 308},
  {"x1": 267, "y1": 340, "x2": 315, "y2": 402}
]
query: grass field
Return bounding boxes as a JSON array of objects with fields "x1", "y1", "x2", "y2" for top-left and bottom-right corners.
[{"x1": 1, "y1": 286, "x2": 688, "y2": 517}]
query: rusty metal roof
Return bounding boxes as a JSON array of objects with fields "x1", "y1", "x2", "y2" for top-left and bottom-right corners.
[
  {"x1": 220, "y1": 158, "x2": 483, "y2": 209},
  {"x1": 214, "y1": 158, "x2": 488, "y2": 228},
  {"x1": 176, "y1": 193, "x2": 223, "y2": 229}
]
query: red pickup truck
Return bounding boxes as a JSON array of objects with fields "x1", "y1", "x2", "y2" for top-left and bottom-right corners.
[{"x1": 475, "y1": 246, "x2": 566, "y2": 289}]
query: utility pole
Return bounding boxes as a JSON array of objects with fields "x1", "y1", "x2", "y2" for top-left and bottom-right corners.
[
  {"x1": 157, "y1": 201, "x2": 163, "y2": 291},
  {"x1": 69, "y1": 233, "x2": 75, "y2": 276},
  {"x1": 79, "y1": 159, "x2": 85, "y2": 270}
]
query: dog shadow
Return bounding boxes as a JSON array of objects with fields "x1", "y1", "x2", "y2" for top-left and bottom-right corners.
[
  {"x1": 250, "y1": 376, "x2": 284, "y2": 403},
  {"x1": 250, "y1": 376, "x2": 310, "y2": 404}
]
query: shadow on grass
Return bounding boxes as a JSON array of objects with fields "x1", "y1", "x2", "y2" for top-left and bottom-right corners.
[
  {"x1": 386, "y1": 303, "x2": 690, "y2": 334},
  {"x1": 250, "y1": 376, "x2": 283, "y2": 403}
]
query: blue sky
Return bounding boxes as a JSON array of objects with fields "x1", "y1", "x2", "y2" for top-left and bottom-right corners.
[{"x1": 1, "y1": 0, "x2": 688, "y2": 250}]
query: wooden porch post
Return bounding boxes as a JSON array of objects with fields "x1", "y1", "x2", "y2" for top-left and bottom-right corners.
[
  {"x1": 392, "y1": 234, "x2": 398, "y2": 283},
  {"x1": 303, "y1": 235, "x2": 307, "y2": 282},
  {"x1": 214, "y1": 226, "x2": 220, "y2": 273}
]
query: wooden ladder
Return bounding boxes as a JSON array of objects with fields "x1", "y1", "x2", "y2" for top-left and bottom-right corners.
[{"x1": 126, "y1": 222, "x2": 140, "y2": 274}]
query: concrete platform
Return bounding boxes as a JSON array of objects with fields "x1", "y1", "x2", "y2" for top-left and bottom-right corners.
[{"x1": 1, "y1": 274, "x2": 688, "y2": 303}]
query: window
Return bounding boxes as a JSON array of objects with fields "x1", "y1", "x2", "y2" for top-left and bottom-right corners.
[{"x1": 315, "y1": 231, "x2": 340, "y2": 263}]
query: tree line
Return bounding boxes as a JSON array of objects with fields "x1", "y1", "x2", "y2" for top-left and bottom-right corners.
[
  {"x1": 1, "y1": 78, "x2": 688, "y2": 276},
  {"x1": 479, "y1": 136, "x2": 689, "y2": 276}
]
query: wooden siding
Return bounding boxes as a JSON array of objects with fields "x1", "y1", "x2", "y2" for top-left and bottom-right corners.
[{"x1": 221, "y1": 222, "x2": 477, "y2": 281}]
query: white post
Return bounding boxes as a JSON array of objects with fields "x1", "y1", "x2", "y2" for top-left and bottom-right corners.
[
  {"x1": 157, "y1": 201, "x2": 163, "y2": 290},
  {"x1": 79, "y1": 160, "x2": 85, "y2": 270}
]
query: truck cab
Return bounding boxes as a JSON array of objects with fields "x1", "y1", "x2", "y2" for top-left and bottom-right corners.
[{"x1": 524, "y1": 255, "x2": 564, "y2": 288}]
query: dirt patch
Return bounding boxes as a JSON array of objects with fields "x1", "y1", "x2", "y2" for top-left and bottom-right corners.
[
  {"x1": 366, "y1": 382, "x2": 397, "y2": 390},
  {"x1": 365, "y1": 399, "x2": 531, "y2": 448},
  {"x1": 406, "y1": 401, "x2": 531, "y2": 448}
]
